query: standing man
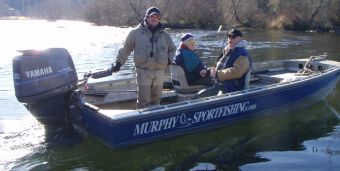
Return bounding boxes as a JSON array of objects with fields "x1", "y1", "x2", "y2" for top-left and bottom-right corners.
[{"x1": 111, "y1": 6, "x2": 176, "y2": 109}]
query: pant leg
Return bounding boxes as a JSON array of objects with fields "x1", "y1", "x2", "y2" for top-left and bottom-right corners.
[
  {"x1": 136, "y1": 68, "x2": 152, "y2": 109},
  {"x1": 150, "y1": 69, "x2": 165, "y2": 106}
]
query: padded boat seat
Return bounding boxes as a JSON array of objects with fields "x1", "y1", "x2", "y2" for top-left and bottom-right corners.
[
  {"x1": 170, "y1": 65, "x2": 205, "y2": 94},
  {"x1": 244, "y1": 70, "x2": 251, "y2": 90}
]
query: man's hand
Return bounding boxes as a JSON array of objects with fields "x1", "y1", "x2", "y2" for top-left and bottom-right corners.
[
  {"x1": 200, "y1": 69, "x2": 207, "y2": 77},
  {"x1": 209, "y1": 68, "x2": 217, "y2": 78},
  {"x1": 111, "y1": 62, "x2": 122, "y2": 72}
]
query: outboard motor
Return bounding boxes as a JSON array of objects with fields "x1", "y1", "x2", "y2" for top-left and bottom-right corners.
[{"x1": 13, "y1": 48, "x2": 78, "y2": 135}]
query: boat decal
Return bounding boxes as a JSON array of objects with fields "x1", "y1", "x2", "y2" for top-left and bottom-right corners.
[
  {"x1": 133, "y1": 101, "x2": 257, "y2": 136},
  {"x1": 179, "y1": 101, "x2": 257, "y2": 128},
  {"x1": 13, "y1": 73, "x2": 20, "y2": 80},
  {"x1": 133, "y1": 116, "x2": 179, "y2": 136},
  {"x1": 25, "y1": 66, "x2": 53, "y2": 79}
]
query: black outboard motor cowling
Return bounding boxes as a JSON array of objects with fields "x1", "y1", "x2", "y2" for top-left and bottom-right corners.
[{"x1": 13, "y1": 48, "x2": 78, "y2": 132}]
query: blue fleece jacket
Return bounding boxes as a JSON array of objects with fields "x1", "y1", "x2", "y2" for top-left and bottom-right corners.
[{"x1": 174, "y1": 47, "x2": 206, "y2": 85}]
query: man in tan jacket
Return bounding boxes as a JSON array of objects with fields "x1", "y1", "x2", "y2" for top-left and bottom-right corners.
[
  {"x1": 195, "y1": 29, "x2": 252, "y2": 98},
  {"x1": 112, "y1": 6, "x2": 176, "y2": 109},
  {"x1": 209, "y1": 29, "x2": 252, "y2": 93}
]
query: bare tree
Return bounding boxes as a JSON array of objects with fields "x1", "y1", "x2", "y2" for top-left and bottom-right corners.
[
  {"x1": 309, "y1": 0, "x2": 327, "y2": 26},
  {"x1": 326, "y1": 0, "x2": 340, "y2": 29},
  {"x1": 128, "y1": 0, "x2": 144, "y2": 22},
  {"x1": 26, "y1": 0, "x2": 85, "y2": 20}
]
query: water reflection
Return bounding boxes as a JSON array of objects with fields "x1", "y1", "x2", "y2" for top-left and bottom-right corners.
[
  {"x1": 241, "y1": 126, "x2": 340, "y2": 171},
  {"x1": 0, "y1": 117, "x2": 45, "y2": 171}
]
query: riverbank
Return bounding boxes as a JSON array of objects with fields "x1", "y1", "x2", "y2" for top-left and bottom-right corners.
[
  {"x1": 0, "y1": 16, "x2": 30, "y2": 20},
  {"x1": 2, "y1": 16, "x2": 339, "y2": 34}
]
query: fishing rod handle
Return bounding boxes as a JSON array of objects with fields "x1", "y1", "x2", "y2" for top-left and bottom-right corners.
[{"x1": 91, "y1": 69, "x2": 113, "y2": 79}]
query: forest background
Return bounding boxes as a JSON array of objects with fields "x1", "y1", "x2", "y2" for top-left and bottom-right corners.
[{"x1": 1, "y1": 0, "x2": 340, "y2": 32}]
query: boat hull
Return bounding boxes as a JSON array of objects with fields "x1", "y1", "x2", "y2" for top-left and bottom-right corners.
[{"x1": 78, "y1": 67, "x2": 340, "y2": 149}]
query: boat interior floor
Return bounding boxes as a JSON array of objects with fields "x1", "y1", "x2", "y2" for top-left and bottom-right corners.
[{"x1": 84, "y1": 69, "x2": 312, "y2": 111}]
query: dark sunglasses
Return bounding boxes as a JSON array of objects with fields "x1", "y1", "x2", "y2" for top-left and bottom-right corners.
[{"x1": 150, "y1": 15, "x2": 160, "y2": 19}]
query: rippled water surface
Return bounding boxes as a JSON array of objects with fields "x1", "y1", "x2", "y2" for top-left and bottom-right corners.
[{"x1": 0, "y1": 20, "x2": 340, "y2": 171}]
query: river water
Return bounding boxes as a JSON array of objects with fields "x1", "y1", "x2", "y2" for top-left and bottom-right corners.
[{"x1": 0, "y1": 20, "x2": 340, "y2": 171}]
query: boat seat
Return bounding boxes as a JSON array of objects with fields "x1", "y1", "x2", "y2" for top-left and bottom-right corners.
[
  {"x1": 244, "y1": 70, "x2": 251, "y2": 90},
  {"x1": 170, "y1": 65, "x2": 205, "y2": 94}
]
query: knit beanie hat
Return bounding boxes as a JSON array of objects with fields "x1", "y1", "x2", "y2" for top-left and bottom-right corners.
[
  {"x1": 181, "y1": 33, "x2": 195, "y2": 46},
  {"x1": 146, "y1": 6, "x2": 161, "y2": 17}
]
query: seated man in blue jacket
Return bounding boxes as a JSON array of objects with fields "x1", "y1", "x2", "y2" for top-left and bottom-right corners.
[{"x1": 173, "y1": 33, "x2": 212, "y2": 87}]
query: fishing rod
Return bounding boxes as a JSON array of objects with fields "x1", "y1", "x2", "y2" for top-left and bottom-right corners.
[
  {"x1": 217, "y1": 0, "x2": 240, "y2": 57},
  {"x1": 218, "y1": 0, "x2": 238, "y2": 32},
  {"x1": 77, "y1": 68, "x2": 115, "y2": 88},
  {"x1": 82, "y1": 89, "x2": 137, "y2": 97}
]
